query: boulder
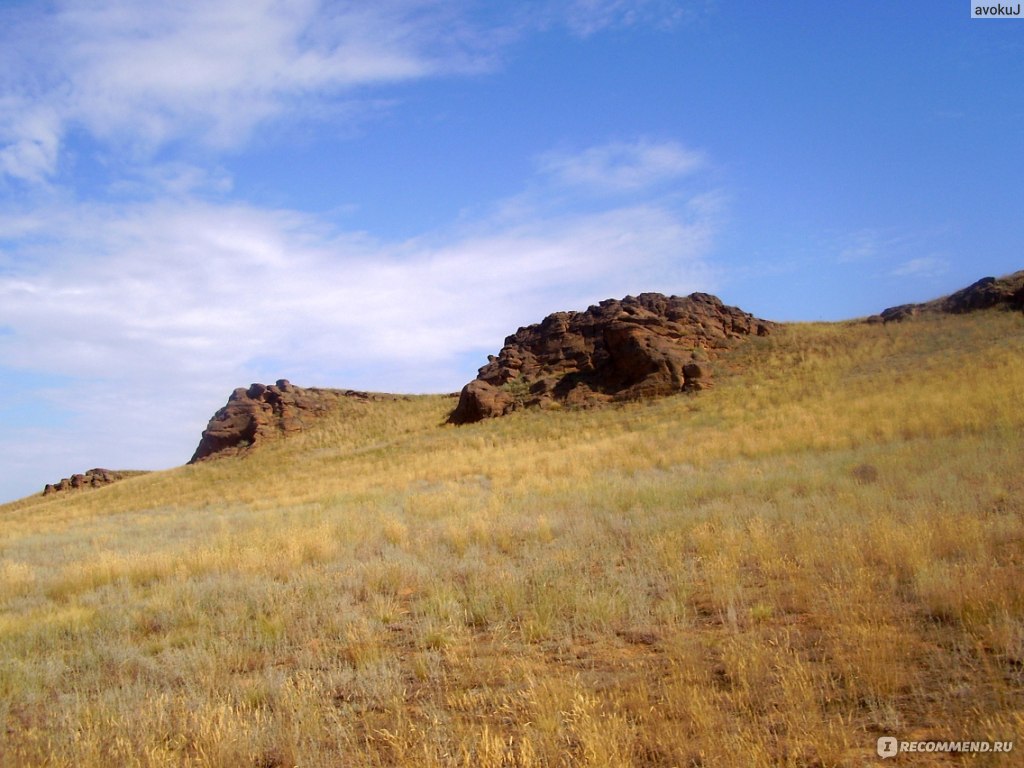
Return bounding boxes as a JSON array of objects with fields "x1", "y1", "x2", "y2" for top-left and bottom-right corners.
[{"x1": 449, "y1": 380, "x2": 516, "y2": 423}]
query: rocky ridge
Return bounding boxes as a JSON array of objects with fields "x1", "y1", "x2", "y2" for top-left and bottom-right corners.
[
  {"x1": 449, "y1": 292, "x2": 771, "y2": 424},
  {"x1": 872, "y1": 269, "x2": 1024, "y2": 323},
  {"x1": 42, "y1": 468, "x2": 146, "y2": 496},
  {"x1": 189, "y1": 380, "x2": 387, "y2": 462}
]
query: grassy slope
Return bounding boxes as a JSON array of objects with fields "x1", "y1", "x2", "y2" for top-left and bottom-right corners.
[{"x1": 1, "y1": 312, "x2": 1023, "y2": 767}]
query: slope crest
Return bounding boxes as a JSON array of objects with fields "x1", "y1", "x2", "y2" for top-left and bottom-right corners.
[
  {"x1": 875, "y1": 269, "x2": 1024, "y2": 322},
  {"x1": 189, "y1": 380, "x2": 389, "y2": 462}
]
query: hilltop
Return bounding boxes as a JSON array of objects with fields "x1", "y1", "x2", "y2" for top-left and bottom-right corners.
[
  {"x1": 189, "y1": 380, "x2": 403, "y2": 463},
  {"x1": 30, "y1": 274, "x2": 1022, "y2": 479},
  {"x1": 187, "y1": 291, "x2": 772, "y2": 463},
  {"x1": 1, "y1": 275, "x2": 1022, "y2": 766},
  {"x1": 449, "y1": 291, "x2": 771, "y2": 424},
  {"x1": 41, "y1": 468, "x2": 150, "y2": 496},
  {"x1": 873, "y1": 268, "x2": 1024, "y2": 322}
]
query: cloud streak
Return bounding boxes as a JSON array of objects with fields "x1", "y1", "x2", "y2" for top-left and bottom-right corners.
[
  {"x1": 890, "y1": 256, "x2": 949, "y2": 278},
  {"x1": 539, "y1": 139, "x2": 704, "y2": 192},
  {"x1": 0, "y1": 0, "x2": 496, "y2": 181},
  {"x1": 546, "y1": 0, "x2": 696, "y2": 37}
]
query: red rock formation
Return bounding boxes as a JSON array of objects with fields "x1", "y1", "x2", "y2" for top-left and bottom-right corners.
[
  {"x1": 449, "y1": 292, "x2": 771, "y2": 424},
  {"x1": 190, "y1": 380, "x2": 329, "y2": 462},
  {"x1": 42, "y1": 468, "x2": 142, "y2": 496},
  {"x1": 873, "y1": 269, "x2": 1024, "y2": 323},
  {"x1": 189, "y1": 381, "x2": 390, "y2": 462}
]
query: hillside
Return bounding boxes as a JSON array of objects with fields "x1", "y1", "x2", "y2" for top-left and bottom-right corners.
[{"x1": 1, "y1": 310, "x2": 1023, "y2": 766}]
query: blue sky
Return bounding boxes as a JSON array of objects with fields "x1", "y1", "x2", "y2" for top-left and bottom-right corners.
[{"x1": 1, "y1": 1, "x2": 1022, "y2": 502}]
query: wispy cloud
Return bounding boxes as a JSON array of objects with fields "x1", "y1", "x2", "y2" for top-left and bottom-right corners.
[
  {"x1": 890, "y1": 256, "x2": 950, "y2": 278},
  {"x1": 834, "y1": 229, "x2": 920, "y2": 264},
  {"x1": 556, "y1": 0, "x2": 696, "y2": 37},
  {"x1": 0, "y1": 0, "x2": 496, "y2": 182},
  {"x1": 538, "y1": 139, "x2": 704, "y2": 193},
  {"x1": 833, "y1": 227, "x2": 955, "y2": 275}
]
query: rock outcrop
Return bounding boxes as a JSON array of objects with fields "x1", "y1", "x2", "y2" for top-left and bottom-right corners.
[
  {"x1": 190, "y1": 380, "x2": 329, "y2": 462},
  {"x1": 42, "y1": 468, "x2": 144, "y2": 496},
  {"x1": 189, "y1": 380, "x2": 389, "y2": 462},
  {"x1": 449, "y1": 292, "x2": 771, "y2": 424},
  {"x1": 873, "y1": 269, "x2": 1024, "y2": 323}
]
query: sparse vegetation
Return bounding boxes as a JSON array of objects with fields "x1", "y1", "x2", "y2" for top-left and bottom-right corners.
[{"x1": 1, "y1": 312, "x2": 1023, "y2": 766}]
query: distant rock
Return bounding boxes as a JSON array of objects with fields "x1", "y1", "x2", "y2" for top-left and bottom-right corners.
[
  {"x1": 42, "y1": 468, "x2": 143, "y2": 496},
  {"x1": 189, "y1": 380, "x2": 389, "y2": 462},
  {"x1": 449, "y1": 292, "x2": 771, "y2": 424},
  {"x1": 872, "y1": 269, "x2": 1024, "y2": 323}
]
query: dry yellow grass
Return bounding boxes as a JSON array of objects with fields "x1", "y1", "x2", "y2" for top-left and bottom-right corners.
[{"x1": 1, "y1": 311, "x2": 1023, "y2": 766}]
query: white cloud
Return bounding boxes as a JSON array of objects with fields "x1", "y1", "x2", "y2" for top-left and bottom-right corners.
[
  {"x1": 552, "y1": 0, "x2": 695, "y2": 37},
  {"x1": 135, "y1": 163, "x2": 236, "y2": 197},
  {"x1": 834, "y1": 229, "x2": 934, "y2": 265},
  {"x1": 832, "y1": 228, "x2": 956, "y2": 285},
  {"x1": 0, "y1": 103, "x2": 62, "y2": 184},
  {"x1": 0, "y1": 0, "x2": 495, "y2": 181},
  {"x1": 0, "y1": 196, "x2": 713, "y2": 386},
  {"x1": 0, "y1": 2, "x2": 702, "y2": 183},
  {"x1": 836, "y1": 230, "x2": 884, "y2": 263},
  {"x1": 890, "y1": 256, "x2": 950, "y2": 278},
  {"x1": 538, "y1": 139, "x2": 704, "y2": 192}
]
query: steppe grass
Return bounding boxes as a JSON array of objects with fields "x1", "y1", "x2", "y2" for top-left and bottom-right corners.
[{"x1": 1, "y1": 312, "x2": 1023, "y2": 766}]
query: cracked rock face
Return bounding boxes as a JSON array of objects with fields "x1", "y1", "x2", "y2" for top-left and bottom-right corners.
[
  {"x1": 189, "y1": 379, "x2": 334, "y2": 462},
  {"x1": 189, "y1": 381, "x2": 395, "y2": 462},
  {"x1": 448, "y1": 292, "x2": 772, "y2": 424}
]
